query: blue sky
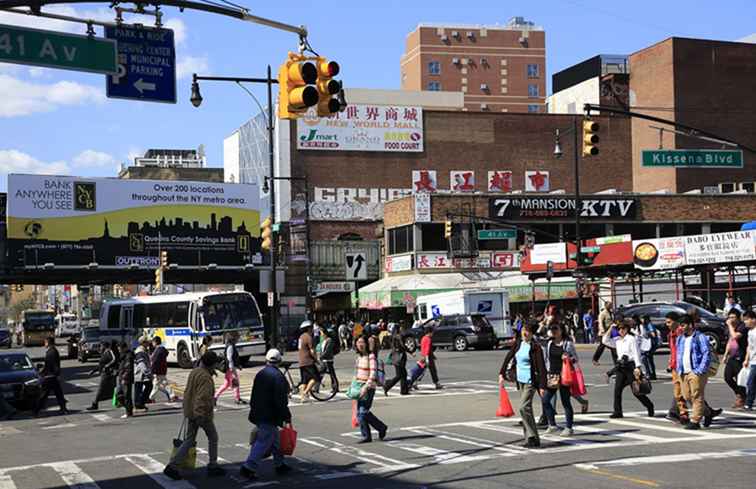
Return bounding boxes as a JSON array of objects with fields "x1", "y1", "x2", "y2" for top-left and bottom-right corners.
[{"x1": 1, "y1": 0, "x2": 754, "y2": 192}]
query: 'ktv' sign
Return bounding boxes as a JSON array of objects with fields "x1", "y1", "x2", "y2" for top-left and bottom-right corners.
[{"x1": 296, "y1": 104, "x2": 423, "y2": 152}]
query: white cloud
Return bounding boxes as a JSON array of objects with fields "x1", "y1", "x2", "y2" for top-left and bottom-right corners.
[
  {"x1": 0, "y1": 74, "x2": 105, "y2": 117},
  {"x1": 176, "y1": 55, "x2": 209, "y2": 79},
  {"x1": 126, "y1": 147, "x2": 144, "y2": 164},
  {"x1": 164, "y1": 18, "x2": 188, "y2": 45},
  {"x1": 0, "y1": 149, "x2": 69, "y2": 175},
  {"x1": 72, "y1": 150, "x2": 117, "y2": 168},
  {"x1": 0, "y1": 6, "x2": 82, "y2": 34}
]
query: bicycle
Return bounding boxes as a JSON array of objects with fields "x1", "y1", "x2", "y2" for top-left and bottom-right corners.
[{"x1": 279, "y1": 360, "x2": 339, "y2": 402}]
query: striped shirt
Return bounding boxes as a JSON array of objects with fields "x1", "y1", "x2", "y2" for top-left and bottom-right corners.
[{"x1": 355, "y1": 353, "x2": 377, "y2": 389}]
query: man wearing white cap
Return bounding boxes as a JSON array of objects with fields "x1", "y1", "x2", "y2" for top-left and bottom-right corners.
[{"x1": 239, "y1": 349, "x2": 293, "y2": 481}]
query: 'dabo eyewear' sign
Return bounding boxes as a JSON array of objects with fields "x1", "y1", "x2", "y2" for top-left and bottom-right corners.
[
  {"x1": 297, "y1": 104, "x2": 423, "y2": 152},
  {"x1": 489, "y1": 197, "x2": 638, "y2": 221},
  {"x1": 7, "y1": 174, "x2": 262, "y2": 268}
]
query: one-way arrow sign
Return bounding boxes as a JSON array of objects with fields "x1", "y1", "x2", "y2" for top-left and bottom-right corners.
[
  {"x1": 134, "y1": 78, "x2": 156, "y2": 94},
  {"x1": 345, "y1": 252, "x2": 367, "y2": 281}
]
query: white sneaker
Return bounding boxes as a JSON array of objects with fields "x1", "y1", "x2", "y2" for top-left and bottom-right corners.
[
  {"x1": 560, "y1": 428, "x2": 574, "y2": 437},
  {"x1": 545, "y1": 425, "x2": 560, "y2": 434},
  {"x1": 120, "y1": 414, "x2": 129, "y2": 419}
]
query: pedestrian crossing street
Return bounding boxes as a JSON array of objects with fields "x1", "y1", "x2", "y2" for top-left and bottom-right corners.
[{"x1": 2, "y1": 410, "x2": 756, "y2": 488}]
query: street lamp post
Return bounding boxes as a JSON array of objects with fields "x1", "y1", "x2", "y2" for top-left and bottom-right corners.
[{"x1": 190, "y1": 67, "x2": 280, "y2": 350}]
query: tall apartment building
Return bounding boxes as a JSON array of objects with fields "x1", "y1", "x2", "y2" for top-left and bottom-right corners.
[{"x1": 400, "y1": 17, "x2": 546, "y2": 113}]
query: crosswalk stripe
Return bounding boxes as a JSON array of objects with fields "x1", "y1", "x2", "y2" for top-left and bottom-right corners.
[
  {"x1": 575, "y1": 447, "x2": 756, "y2": 470},
  {"x1": 124, "y1": 455, "x2": 196, "y2": 489},
  {"x1": 385, "y1": 440, "x2": 493, "y2": 464},
  {"x1": 50, "y1": 461, "x2": 100, "y2": 489},
  {"x1": 0, "y1": 473, "x2": 16, "y2": 489},
  {"x1": 298, "y1": 437, "x2": 419, "y2": 472},
  {"x1": 403, "y1": 428, "x2": 523, "y2": 455},
  {"x1": 581, "y1": 415, "x2": 717, "y2": 438},
  {"x1": 90, "y1": 414, "x2": 111, "y2": 423}
]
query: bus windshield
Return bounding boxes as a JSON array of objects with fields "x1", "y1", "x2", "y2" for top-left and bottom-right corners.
[
  {"x1": 23, "y1": 312, "x2": 55, "y2": 330},
  {"x1": 201, "y1": 294, "x2": 262, "y2": 332}
]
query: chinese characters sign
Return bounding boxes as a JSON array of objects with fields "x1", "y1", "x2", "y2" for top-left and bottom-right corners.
[
  {"x1": 296, "y1": 104, "x2": 423, "y2": 152},
  {"x1": 412, "y1": 170, "x2": 437, "y2": 193},
  {"x1": 632, "y1": 231, "x2": 755, "y2": 270},
  {"x1": 488, "y1": 171, "x2": 512, "y2": 192},
  {"x1": 525, "y1": 170, "x2": 550, "y2": 192}
]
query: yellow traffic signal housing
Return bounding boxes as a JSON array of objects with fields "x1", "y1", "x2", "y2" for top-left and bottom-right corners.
[
  {"x1": 444, "y1": 220, "x2": 453, "y2": 239},
  {"x1": 315, "y1": 57, "x2": 343, "y2": 117},
  {"x1": 154, "y1": 268, "x2": 163, "y2": 290},
  {"x1": 582, "y1": 120, "x2": 600, "y2": 157},
  {"x1": 160, "y1": 251, "x2": 168, "y2": 269},
  {"x1": 278, "y1": 52, "x2": 319, "y2": 120},
  {"x1": 261, "y1": 216, "x2": 273, "y2": 251}
]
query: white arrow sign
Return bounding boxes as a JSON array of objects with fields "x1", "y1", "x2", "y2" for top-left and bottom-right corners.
[{"x1": 134, "y1": 78, "x2": 156, "y2": 93}]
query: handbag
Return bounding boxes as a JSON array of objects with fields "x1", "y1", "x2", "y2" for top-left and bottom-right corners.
[
  {"x1": 737, "y1": 367, "x2": 750, "y2": 388},
  {"x1": 547, "y1": 374, "x2": 561, "y2": 389},
  {"x1": 346, "y1": 379, "x2": 365, "y2": 400},
  {"x1": 280, "y1": 425, "x2": 297, "y2": 456},
  {"x1": 631, "y1": 374, "x2": 652, "y2": 396},
  {"x1": 561, "y1": 358, "x2": 575, "y2": 387},
  {"x1": 170, "y1": 419, "x2": 197, "y2": 470},
  {"x1": 384, "y1": 350, "x2": 394, "y2": 365},
  {"x1": 495, "y1": 387, "x2": 515, "y2": 417},
  {"x1": 570, "y1": 365, "x2": 587, "y2": 396}
]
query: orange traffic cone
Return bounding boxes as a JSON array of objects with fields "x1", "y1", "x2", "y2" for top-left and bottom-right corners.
[{"x1": 496, "y1": 387, "x2": 515, "y2": 417}]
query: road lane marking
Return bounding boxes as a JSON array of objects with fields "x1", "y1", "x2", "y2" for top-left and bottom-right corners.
[
  {"x1": 124, "y1": 454, "x2": 196, "y2": 489},
  {"x1": 577, "y1": 467, "x2": 660, "y2": 487},
  {"x1": 42, "y1": 423, "x2": 77, "y2": 430},
  {"x1": 0, "y1": 473, "x2": 16, "y2": 489},
  {"x1": 575, "y1": 447, "x2": 756, "y2": 469},
  {"x1": 50, "y1": 461, "x2": 100, "y2": 489},
  {"x1": 298, "y1": 437, "x2": 419, "y2": 472}
]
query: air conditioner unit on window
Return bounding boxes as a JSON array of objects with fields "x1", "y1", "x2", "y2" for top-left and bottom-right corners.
[
  {"x1": 441, "y1": 34, "x2": 449, "y2": 42},
  {"x1": 519, "y1": 36, "x2": 527, "y2": 45},
  {"x1": 480, "y1": 57, "x2": 488, "y2": 65},
  {"x1": 452, "y1": 57, "x2": 460, "y2": 65},
  {"x1": 461, "y1": 58, "x2": 468, "y2": 65},
  {"x1": 466, "y1": 31, "x2": 475, "y2": 39},
  {"x1": 480, "y1": 83, "x2": 489, "y2": 91},
  {"x1": 480, "y1": 103, "x2": 488, "y2": 110},
  {"x1": 452, "y1": 30, "x2": 460, "y2": 38},
  {"x1": 719, "y1": 182, "x2": 736, "y2": 193}
]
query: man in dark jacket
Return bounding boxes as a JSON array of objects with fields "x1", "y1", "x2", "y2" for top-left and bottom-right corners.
[
  {"x1": 239, "y1": 349, "x2": 292, "y2": 481},
  {"x1": 87, "y1": 341, "x2": 117, "y2": 411},
  {"x1": 149, "y1": 336, "x2": 177, "y2": 402},
  {"x1": 117, "y1": 342, "x2": 134, "y2": 418},
  {"x1": 34, "y1": 336, "x2": 69, "y2": 415},
  {"x1": 384, "y1": 325, "x2": 409, "y2": 395}
]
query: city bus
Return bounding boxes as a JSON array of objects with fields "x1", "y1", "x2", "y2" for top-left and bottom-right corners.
[
  {"x1": 99, "y1": 291, "x2": 265, "y2": 368},
  {"x1": 20, "y1": 310, "x2": 56, "y2": 347}
]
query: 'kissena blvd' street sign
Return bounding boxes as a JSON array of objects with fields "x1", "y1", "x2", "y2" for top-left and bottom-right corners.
[
  {"x1": 105, "y1": 25, "x2": 176, "y2": 103},
  {"x1": 642, "y1": 149, "x2": 743, "y2": 168},
  {"x1": 0, "y1": 23, "x2": 117, "y2": 74}
]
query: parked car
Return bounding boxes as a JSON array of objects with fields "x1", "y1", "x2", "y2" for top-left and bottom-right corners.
[
  {"x1": 617, "y1": 301, "x2": 727, "y2": 353},
  {"x1": 0, "y1": 328, "x2": 11, "y2": 349},
  {"x1": 77, "y1": 327, "x2": 102, "y2": 363},
  {"x1": 0, "y1": 352, "x2": 42, "y2": 407},
  {"x1": 402, "y1": 314, "x2": 497, "y2": 352}
]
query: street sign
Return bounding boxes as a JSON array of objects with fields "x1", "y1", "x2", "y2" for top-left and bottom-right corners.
[
  {"x1": 0, "y1": 23, "x2": 117, "y2": 74},
  {"x1": 581, "y1": 246, "x2": 601, "y2": 253},
  {"x1": 477, "y1": 229, "x2": 516, "y2": 240},
  {"x1": 642, "y1": 149, "x2": 743, "y2": 168},
  {"x1": 345, "y1": 252, "x2": 367, "y2": 281},
  {"x1": 105, "y1": 25, "x2": 176, "y2": 104}
]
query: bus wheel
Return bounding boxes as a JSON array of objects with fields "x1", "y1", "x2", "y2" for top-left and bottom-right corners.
[{"x1": 177, "y1": 344, "x2": 193, "y2": 369}]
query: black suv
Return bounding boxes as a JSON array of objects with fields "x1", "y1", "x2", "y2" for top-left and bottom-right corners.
[
  {"x1": 403, "y1": 314, "x2": 496, "y2": 352},
  {"x1": 618, "y1": 301, "x2": 727, "y2": 353}
]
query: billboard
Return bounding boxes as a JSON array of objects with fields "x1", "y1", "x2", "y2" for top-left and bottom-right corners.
[
  {"x1": 296, "y1": 104, "x2": 423, "y2": 152},
  {"x1": 632, "y1": 231, "x2": 755, "y2": 270},
  {"x1": 6, "y1": 175, "x2": 262, "y2": 268},
  {"x1": 490, "y1": 196, "x2": 638, "y2": 221}
]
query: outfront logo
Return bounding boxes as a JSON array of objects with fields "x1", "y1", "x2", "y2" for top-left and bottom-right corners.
[{"x1": 74, "y1": 182, "x2": 96, "y2": 211}]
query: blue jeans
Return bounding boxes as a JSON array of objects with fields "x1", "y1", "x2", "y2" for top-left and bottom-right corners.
[
  {"x1": 244, "y1": 423, "x2": 283, "y2": 471},
  {"x1": 542, "y1": 386, "x2": 574, "y2": 429},
  {"x1": 357, "y1": 388, "x2": 387, "y2": 441},
  {"x1": 584, "y1": 328, "x2": 594, "y2": 344},
  {"x1": 746, "y1": 365, "x2": 756, "y2": 408}
]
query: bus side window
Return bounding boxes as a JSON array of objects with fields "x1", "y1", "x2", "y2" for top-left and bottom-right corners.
[{"x1": 107, "y1": 305, "x2": 121, "y2": 329}]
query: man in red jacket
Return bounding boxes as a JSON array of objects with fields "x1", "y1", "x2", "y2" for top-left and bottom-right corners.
[{"x1": 420, "y1": 327, "x2": 443, "y2": 390}]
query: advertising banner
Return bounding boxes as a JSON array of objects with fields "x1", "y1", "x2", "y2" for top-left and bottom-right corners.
[
  {"x1": 490, "y1": 197, "x2": 638, "y2": 221},
  {"x1": 296, "y1": 104, "x2": 423, "y2": 152},
  {"x1": 385, "y1": 254, "x2": 412, "y2": 273},
  {"x1": 7, "y1": 174, "x2": 262, "y2": 268},
  {"x1": 684, "y1": 230, "x2": 755, "y2": 266},
  {"x1": 414, "y1": 192, "x2": 431, "y2": 223},
  {"x1": 632, "y1": 237, "x2": 686, "y2": 270},
  {"x1": 530, "y1": 243, "x2": 567, "y2": 265}
]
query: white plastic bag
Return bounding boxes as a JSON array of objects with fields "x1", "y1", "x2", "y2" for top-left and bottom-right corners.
[{"x1": 737, "y1": 367, "x2": 750, "y2": 388}]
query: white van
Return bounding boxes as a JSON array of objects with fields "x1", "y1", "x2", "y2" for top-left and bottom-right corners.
[
  {"x1": 415, "y1": 289, "x2": 512, "y2": 341},
  {"x1": 55, "y1": 313, "x2": 80, "y2": 338}
]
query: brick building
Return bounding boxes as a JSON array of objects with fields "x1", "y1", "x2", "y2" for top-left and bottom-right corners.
[{"x1": 401, "y1": 17, "x2": 546, "y2": 113}]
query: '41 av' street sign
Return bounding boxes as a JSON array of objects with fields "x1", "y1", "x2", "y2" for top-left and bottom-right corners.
[
  {"x1": 642, "y1": 149, "x2": 743, "y2": 168},
  {"x1": 0, "y1": 23, "x2": 117, "y2": 74},
  {"x1": 105, "y1": 25, "x2": 176, "y2": 104}
]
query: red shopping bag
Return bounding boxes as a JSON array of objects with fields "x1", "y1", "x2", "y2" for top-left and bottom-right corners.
[
  {"x1": 280, "y1": 425, "x2": 297, "y2": 456},
  {"x1": 351, "y1": 401, "x2": 359, "y2": 428},
  {"x1": 570, "y1": 365, "x2": 587, "y2": 396},
  {"x1": 561, "y1": 358, "x2": 575, "y2": 386},
  {"x1": 496, "y1": 387, "x2": 515, "y2": 417}
]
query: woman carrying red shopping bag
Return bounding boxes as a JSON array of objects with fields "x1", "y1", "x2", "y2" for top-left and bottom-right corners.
[{"x1": 541, "y1": 324, "x2": 578, "y2": 437}]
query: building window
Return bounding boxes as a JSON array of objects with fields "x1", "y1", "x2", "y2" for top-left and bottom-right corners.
[
  {"x1": 528, "y1": 104, "x2": 540, "y2": 113},
  {"x1": 527, "y1": 64, "x2": 539, "y2": 78},
  {"x1": 528, "y1": 84, "x2": 539, "y2": 98},
  {"x1": 428, "y1": 61, "x2": 441, "y2": 75},
  {"x1": 427, "y1": 81, "x2": 441, "y2": 91},
  {"x1": 388, "y1": 225, "x2": 414, "y2": 255}
]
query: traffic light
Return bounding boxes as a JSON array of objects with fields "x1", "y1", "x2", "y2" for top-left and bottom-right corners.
[
  {"x1": 315, "y1": 57, "x2": 345, "y2": 117},
  {"x1": 160, "y1": 251, "x2": 168, "y2": 269},
  {"x1": 444, "y1": 220, "x2": 452, "y2": 239},
  {"x1": 261, "y1": 216, "x2": 273, "y2": 251},
  {"x1": 278, "y1": 52, "x2": 319, "y2": 120},
  {"x1": 154, "y1": 268, "x2": 163, "y2": 291},
  {"x1": 582, "y1": 119, "x2": 600, "y2": 156}
]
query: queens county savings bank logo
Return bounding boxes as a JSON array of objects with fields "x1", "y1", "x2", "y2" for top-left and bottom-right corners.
[
  {"x1": 73, "y1": 182, "x2": 96, "y2": 211},
  {"x1": 299, "y1": 129, "x2": 340, "y2": 148}
]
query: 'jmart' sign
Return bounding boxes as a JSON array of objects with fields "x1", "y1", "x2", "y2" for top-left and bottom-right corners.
[{"x1": 642, "y1": 149, "x2": 743, "y2": 168}]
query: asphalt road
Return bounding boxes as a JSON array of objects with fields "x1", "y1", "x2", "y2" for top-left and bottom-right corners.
[{"x1": 1, "y1": 341, "x2": 755, "y2": 489}]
